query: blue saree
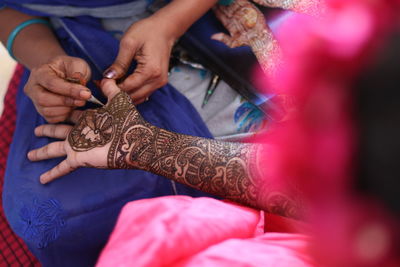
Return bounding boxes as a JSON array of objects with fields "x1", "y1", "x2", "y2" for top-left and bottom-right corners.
[{"x1": 1, "y1": 0, "x2": 220, "y2": 266}]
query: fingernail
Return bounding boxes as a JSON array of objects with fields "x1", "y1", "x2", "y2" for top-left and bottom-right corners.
[
  {"x1": 27, "y1": 151, "x2": 32, "y2": 159},
  {"x1": 103, "y1": 69, "x2": 117, "y2": 79},
  {"x1": 80, "y1": 90, "x2": 91, "y2": 99},
  {"x1": 40, "y1": 175, "x2": 47, "y2": 184}
]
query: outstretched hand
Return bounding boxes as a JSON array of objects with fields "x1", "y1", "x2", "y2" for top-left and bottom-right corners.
[
  {"x1": 28, "y1": 79, "x2": 145, "y2": 184},
  {"x1": 212, "y1": 0, "x2": 270, "y2": 49},
  {"x1": 212, "y1": 0, "x2": 281, "y2": 74},
  {"x1": 252, "y1": 0, "x2": 321, "y2": 15},
  {"x1": 212, "y1": 0, "x2": 322, "y2": 74}
]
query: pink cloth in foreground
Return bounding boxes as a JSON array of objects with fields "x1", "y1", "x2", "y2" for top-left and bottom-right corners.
[{"x1": 96, "y1": 196, "x2": 313, "y2": 267}]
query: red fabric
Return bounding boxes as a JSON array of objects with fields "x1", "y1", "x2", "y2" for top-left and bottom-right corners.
[{"x1": 0, "y1": 65, "x2": 40, "y2": 266}]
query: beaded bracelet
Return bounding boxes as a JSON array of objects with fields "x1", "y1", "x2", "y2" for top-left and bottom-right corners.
[
  {"x1": 6, "y1": 18, "x2": 51, "y2": 60},
  {"x1": 218, "y1": 0, "x2": 235, "y2": 5}
]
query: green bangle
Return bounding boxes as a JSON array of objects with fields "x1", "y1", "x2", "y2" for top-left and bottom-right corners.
[
  {"x1": 6, "y1": 18, "x2": 51, "y2": 60},
  {"x1": 218, "y1": 0, "x2": 235, "y2": 5}
]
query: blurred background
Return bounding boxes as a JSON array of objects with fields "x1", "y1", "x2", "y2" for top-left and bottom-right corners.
[{"x1": 0, "y1": 45, "x2": 16, "y2": 113}]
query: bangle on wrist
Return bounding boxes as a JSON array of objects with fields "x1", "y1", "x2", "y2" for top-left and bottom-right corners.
[{"x1": 6, "y1": 18, "x2": 51, "y2": 60}]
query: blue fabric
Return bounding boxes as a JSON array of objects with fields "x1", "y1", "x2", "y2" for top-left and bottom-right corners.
[{"x1": 1, "y1": 0, "x2": 217, "y2": 266}]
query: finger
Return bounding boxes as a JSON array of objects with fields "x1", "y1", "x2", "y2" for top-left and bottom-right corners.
[
  {"x1": 41, "y1": 106, "x2": 73, "y2": 119},
  {"x1": 67, "y1": 59, "x2": 91, "y2": 84},
  {"x1": 129, "y1": 84, "x2": 156, "y2": 103},
  {"x1": 35, "y1": 124, "x2": 72, "y2": 139},
  {"x1": 132, "y1": 96, "x2": 149, "y2": 105},
  {"x1": 211, "y1": 33, "x2": 237, "y2": 48},
  {"x1": 39, "y1": 74, "x2": 91, "y2": 100},
  {"x1": 103, "y1": 37, "x2": 139, "y2": 79},
  {"x1": 101, "y1": 79, "x2": 122, "y2": 99},
  {"x1": 213, "y1": 6, "x2": 230, "y2": 27},
  {"x1": 45, "y1": 115, "x2": 70, "y2": 124},
  {"x1": 28, "y1": 141, "x2": 66, "y2": 161},
  {"x1": 118, "y1": 68, "x2": 152, "y2": 92},
  {"x1": 40, "y1": 159, "x2": 74, "y2": 184},
  {"x1": 36, "y1": 86, "x2": 85, "y2": 107},
  {"x1": 252, "y1": 0, "x2": 278, "y2": 8},
  {"x1": 68, "y1": 110, "x2": 83, "y2": 124}
]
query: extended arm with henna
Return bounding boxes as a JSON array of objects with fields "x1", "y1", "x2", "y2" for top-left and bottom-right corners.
[{"x1": 68, "y1": 91, "x2": 303, "y2": 218}]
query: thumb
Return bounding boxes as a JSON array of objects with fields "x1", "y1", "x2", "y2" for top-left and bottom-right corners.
[
  {"x1": 211, "y1": 33, "x2": 237, "y2": 48},
  {"x1": 65, "y1": 57, "x2": 92, "y2": 84},
  {"x1": 103, "y1": 38, "x2": 138, "y2": 79},
  {"x1": 101, "y1": 79, "x2": 121, "y2": 100}
]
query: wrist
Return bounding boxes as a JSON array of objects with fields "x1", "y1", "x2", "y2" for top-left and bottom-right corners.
[
  {"x1": 151, "y1": 0, "x2": 218, "y2": 41},
  {"x1": 13, "y1": 21, "x2": 66, "y2": 69},
  {"x1": 147, "y1": 12, "x2": 181, "y2": 44},
  {"x1": 41, "y1": 50, "x2": 68, "y2": 66}
]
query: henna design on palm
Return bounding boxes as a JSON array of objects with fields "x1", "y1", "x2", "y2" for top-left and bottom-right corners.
[
  {"x1": 213, "y1": 0, "x2": 282, "y2": 74},
  {"x1": 69, "y1": 111, "x2": 114, "y2": 151},
  {"x1": 213, "y1": 0, "x2": 323, "y2": 75}
]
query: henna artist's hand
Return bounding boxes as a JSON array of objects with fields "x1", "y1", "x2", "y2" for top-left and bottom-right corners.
[
  {"x1": 103, "y1": 15, "x2": 175, "y2": 105},
  {"x1": 212, "y1": 0, "x2": 281, "y2": 74},
  {"x1": 24, "y1": 55, "x2": 92, "y2": 123},
  {"x1": 28, "y1": 79, "x2": 145, "y2": 184}
]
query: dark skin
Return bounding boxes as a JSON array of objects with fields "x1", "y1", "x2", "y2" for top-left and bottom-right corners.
[
  {"x1": 0, "y1": 8, "x2": 92, "y2": 123},
  {"x1": 28, "y1": 79, "x2": 303, "y2": 219},
  {"x1": 0, "y1": 0, "x2": 219, "y2": 122}
]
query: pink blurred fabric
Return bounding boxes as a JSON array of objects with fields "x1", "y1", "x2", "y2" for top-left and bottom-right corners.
[{"x1": 96, "y1": 196, "x2": 313, "y2": 267}]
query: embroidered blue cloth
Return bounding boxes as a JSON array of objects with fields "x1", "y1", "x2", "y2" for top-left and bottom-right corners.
[{"x1": 1, "y1": 0, "x2": 220, "y2": 266}]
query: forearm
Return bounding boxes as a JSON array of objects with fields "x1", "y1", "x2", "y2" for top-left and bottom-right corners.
[
  {"x1": 151, "y1": 0, "x2": 218, "y2": 40},
  {"x1": 105, "y1": 101, "x2": 302, "y2": 218},
  {"x1": 0, "y1": 8, "x2": 66, "y2": 69},
  {"x1": 250, "y1": 29, "x2": 281, "y2": 75}
]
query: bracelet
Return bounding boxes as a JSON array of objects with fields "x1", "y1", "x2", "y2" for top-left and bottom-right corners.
[
  {"x1": 6, "y1": 18, "x2": 51, "y2": 60},
  {"x1": 218, "y1": 0, "x2": 235, "y2": 5}
]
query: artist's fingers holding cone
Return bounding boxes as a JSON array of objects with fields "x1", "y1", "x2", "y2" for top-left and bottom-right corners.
[{"x1": 103, "y1": 38, "x2": 138, "y2": 80}]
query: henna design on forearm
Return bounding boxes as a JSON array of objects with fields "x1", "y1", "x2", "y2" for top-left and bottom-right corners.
[
  {"x1": 104, "y1": 97, "x2": 302, "y2": 217},
  {"x1": 68, "y1": 91, "x2": 302, "y2": 218}
]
